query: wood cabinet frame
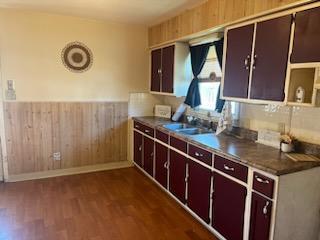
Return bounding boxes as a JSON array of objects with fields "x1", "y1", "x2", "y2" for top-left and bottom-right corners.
[{"x1": 220, "y1": 1, "x2": 320, "y2": 106}]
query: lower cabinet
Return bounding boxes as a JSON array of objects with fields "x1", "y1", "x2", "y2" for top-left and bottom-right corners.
[
  {"x1": 143, "y1": 137, "x2": 154, "y2": 177},
  {"x1": 155, "y1": 142, "x2": 168, "y2": 189},
  {"x1": 169, "y1": 149, "x2": 187, "y2": 204},
  {"x1": 213, "y1": 172, "x2": 247, "y2": 240},
  {"x1": 187, "y1": 160, "x2": 212, "y2": 223},
  {"x1": 249, "y1": 192, "x2": 272, "y2": 240},
  {"x1": 133, "y1": 131, "x2": 143, "y2": 167}
]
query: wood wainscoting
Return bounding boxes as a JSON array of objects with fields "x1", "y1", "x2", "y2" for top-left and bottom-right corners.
[{"x1": 3, "y1": 102, "x2": 128, "y2": 176}]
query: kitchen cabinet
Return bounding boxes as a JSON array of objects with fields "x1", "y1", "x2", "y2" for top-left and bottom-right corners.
[
  {"x1": 222, "y1": 15, "x2": 292, "y2": 102},
  {"x1": 151, "y1": 48, "x2": 162, "y2": 92},
  {"x1": 155, "y1": 142, "x2": 168, "y2": 189},
  {"x1": 223, "y1": 24, "x2": 254, "y2": 99},
  {"x1": 213, "y1": 172, "x2": 247, "y2": 240},
  {"x1": 150, "y1": 43, "x2": 191, "y2": 96},
  {"x1": 169, "y1": 149, "x2": 187, "y2": 204},
  {"x1": 250, "y1": 15, "x2": 292, "y2": 101},
  {"x1": 291, "y1": 6, "x2": 320, "y2": 63},
  {"x1": 249, "y1": 192, "x2": 273, "y2": 240},
  {"x1": 143, "y1": 137, "x2": 154, "y2": 177},
  {"x1": 187, "y1": 160, "x2": 211, "y2": 223},
  {"x1": 133, "y1": 131, "x2": 143, "y2": 168}
]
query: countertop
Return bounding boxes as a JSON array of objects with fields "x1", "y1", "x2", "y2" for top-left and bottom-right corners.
[{"x1": 133, "y1": 116, "x2": 320, "y2": 176}]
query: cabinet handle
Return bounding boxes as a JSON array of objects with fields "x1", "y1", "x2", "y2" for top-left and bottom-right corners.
[
  {"x1": 263, "y1": 201, "x2": 270, "y2": 215},
  {"x1": 164, "y1": 161, "x2": 169, "y2": 169},
  {"x1": 195, "y1": 152, "x2": 203, "y2": 157},
  {"x1": 223, "y1": 164, "x2": 234, "y2": 172},
  {"x1": 157, "y1": 68, "x2": 162, "y2": 74},
  {"x1": 255, "y1": 176, "x2": 270, "y2": 184},
  {"x1": 145, "y1": 129, "x2": 150, "y2": 133},
  {"x1": 253, "y1": 54, "x2": 257, "y2": 69},
  {"x1": 135, "y1": 125, "x2": 140, "y2": 129},
  {"x1": 138, "y1": 146, "x2": 142, "y2": 151},
  {"x1": 244, "y1": 55, "x2": 250, "y2": 70}
]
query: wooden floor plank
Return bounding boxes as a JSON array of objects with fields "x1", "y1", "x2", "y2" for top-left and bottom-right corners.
[{"x1": 0, "y1": 168, "x2": 217, "y2": 240}]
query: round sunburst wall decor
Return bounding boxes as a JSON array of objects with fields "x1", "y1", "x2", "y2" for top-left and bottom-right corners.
[{"x1": 61, "y1": 42, "x2": 93, "y2": 73}]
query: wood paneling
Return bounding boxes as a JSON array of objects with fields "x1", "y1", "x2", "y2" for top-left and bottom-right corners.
[
  {"x1": 4, "y1": 102, "x2": 128, "y2": 175},
  {"x1": 148, "y1": 0, "x2": 307, "y2": 47}
]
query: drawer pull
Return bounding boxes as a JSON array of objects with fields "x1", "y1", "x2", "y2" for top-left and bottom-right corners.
[
  {"x1": 195, "y1": 152, "x2": 203, "y2": 157},
  {"x1": 135, "y1": 125, "x2": 140, "y2": 128},
  {"x1": 255, "y1": 176, "x2": 270, "y2": 184},
  {"x1": 145, "y1": 129, "x2": 150, "y2": 133},
  {"x1": 223, "y1": 164, "x2": 234, "y2": 172},
  {"x1": 138, "y1": 146, "x2": 142, "y2": 151},
  {"x1": 263, "y1": 201, "x2": 270, "y2": 215}
]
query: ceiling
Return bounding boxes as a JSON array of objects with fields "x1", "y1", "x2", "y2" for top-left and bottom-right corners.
[{"x1": 0, "y1": 0, "x2": 206, "y2": 25}]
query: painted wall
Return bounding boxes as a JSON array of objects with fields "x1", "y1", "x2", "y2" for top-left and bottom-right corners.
[{"x1": 0, "y1": 9, "x2": 149, "y2": 101}]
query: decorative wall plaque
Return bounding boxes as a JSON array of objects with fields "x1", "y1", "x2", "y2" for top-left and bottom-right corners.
[{"x1": 61, "y1": 42, "x2": 93, "y2": 72}]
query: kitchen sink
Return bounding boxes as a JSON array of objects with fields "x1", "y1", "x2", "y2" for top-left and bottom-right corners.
[
  {"x1": 175, "y1": 128, "x2": 213, "y2": 135},
  {"x1": 162, "y1": 123, "x2": 193, "y2": 131}
]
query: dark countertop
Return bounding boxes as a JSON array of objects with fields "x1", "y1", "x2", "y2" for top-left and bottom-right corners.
[{"x1": 133, "y1": 116, "x2": 320, "y2": 176}]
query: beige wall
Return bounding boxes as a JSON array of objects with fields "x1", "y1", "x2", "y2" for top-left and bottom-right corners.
[{"x1": 0, "y1": 9, "x2": 149, "y2": 101}]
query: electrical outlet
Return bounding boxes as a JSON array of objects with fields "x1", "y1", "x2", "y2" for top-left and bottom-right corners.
[{"x1": 53, "y1": 152, "x2": 61, "y2": 161}]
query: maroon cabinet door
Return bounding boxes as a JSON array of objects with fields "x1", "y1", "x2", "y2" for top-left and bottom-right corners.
[
  {"x1": 134, "y1": 131, "x2": 143, "y2": 167},
  {"x1": 223, "y1": 24, "x2": 254, "y2": 98},
  {"x1": 291, "y1": 7, "x2": 320, "y2": 63},
  {"x1": 143, "y1": 137, "x2": 154, "y2": 177},
  {"x1": 250, "y1": 15, "x2": 292, "y2": 101},
  {"x1": 151, "y1": 48, "x2": 162, "y2": 92},
  {"x1": 161, "y1": 45, "x2": 175, "y2": 93},
  {"x1": 249, "y1": 192, "x2": 273, "y2": 240},
  {"x1": 155, "y1": 142, "x2": 168, "y2": 189},
  {"x1": 213, "y1": 173, "x2": 247, "y2": 240},
  {"x1": 169, "y1": 150, "x2": 187, "y2": 204},
  {"x1": 187, "y1": 161, "x2": 212, "y2": 223}
]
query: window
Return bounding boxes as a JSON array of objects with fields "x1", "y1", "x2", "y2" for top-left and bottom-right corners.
[{"x1": 198, "y1": 46, "x2": 222, "y2": 111}]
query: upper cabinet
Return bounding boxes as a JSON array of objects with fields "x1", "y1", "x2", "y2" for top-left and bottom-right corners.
[
  {"x1": 221, "y1": 3, "x2": 320, "y2": 106},
  {"x1": 150, "y1": 43, "x2": 191, "y2": 97},
  {"x1": 291, "y1": 6, "x2": 320, "y2": 63},
  {"x1": 222, "y1": 15, "x2": 293, "y2": 103},
  {"x1": 223, "y1": 24, "x2": 254, "y2": 99}
]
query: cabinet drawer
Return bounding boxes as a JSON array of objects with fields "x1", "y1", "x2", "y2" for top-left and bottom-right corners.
[
  {"x1": 214, "y1": 155, "x2": 248, "y2": 183},
  {"x1": 170, "y1": 136, "x2": 187, "y2": 153},
  {"x1": 253, "y1": 172, "x2": 274, "y2": 198},
  {"x1": 188, "y1": 144, "x2": 212, "y2": 167},
  {"x1": 156, "y1": 130, "x2": 169, "y2": 144},
  {"x1": 143, "y1": 125, "x2": 154, "y2": 137},
  {"x1": 134, "y1": 121, "x2": 154, "y2": 137}
]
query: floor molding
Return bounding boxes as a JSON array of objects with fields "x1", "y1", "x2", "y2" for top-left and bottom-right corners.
[{"x1": 7, "y1": 161, "x2": 134, "y2": 182}]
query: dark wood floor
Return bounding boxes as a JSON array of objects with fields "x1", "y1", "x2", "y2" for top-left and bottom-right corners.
[{"x1": 0, "y1": 167, "x2": 217, "y2": 240}]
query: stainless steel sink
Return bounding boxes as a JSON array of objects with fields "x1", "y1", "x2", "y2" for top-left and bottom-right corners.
[
  {"x1": 175, "y1": 128, "x2": 213, "y2": 135},
  {"x1": 162, "y1": 123, "x2": 192, "y2": 131}
]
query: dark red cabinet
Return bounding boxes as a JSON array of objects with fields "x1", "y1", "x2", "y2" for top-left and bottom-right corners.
[
  {"x1": 169, "y1": 150, "x2": 187, "y2": 204},
  {"x1": 213, "y1": 173, "x2": 247, "y2": 240},
  {"x1": 143, "y1": 137, "x2": 154, "y2": 177},
  {"x1": 150, "y1": 45, "x2": 174, "y2": 94},
  {"x1": 223, "y1": 24, "x2": 254, "y2": 99},
  {"x1": 187, "y1": 161, "x2": 212, "y2": 223},
  {"x1": 151, "y1": 49, "x2": 162, "y2": 92},
  {"x1": 291, "y1": 6, "x2": 320, "y2": 63},
  {"x1": 250, "y1": 15, "x2": 292, "y2": 101},
  {"x1": 161, "y1": 46, "x2": 175, "y2": 93},
  {"x1": 249, "y1": 192, "x2": 273, "y2": 240},
  {"x1": 134, "y1": 131, "x2": 143, "y2": 167},
  {"x1": 155, "y1": 142, "x2": 168, "y2": 189}
]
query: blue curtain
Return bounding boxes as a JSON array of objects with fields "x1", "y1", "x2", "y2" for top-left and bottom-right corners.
[
  {"x1": 184, "y1": 43, "x2": 213, "y2": 108},
  {"x1": 213, "y1": 38, "x2": 225, "y2": 113}
]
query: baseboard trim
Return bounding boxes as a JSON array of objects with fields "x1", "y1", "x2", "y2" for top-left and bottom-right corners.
[{"x1": 7, "y1": 161, "x2": 134, "y2": 182}]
